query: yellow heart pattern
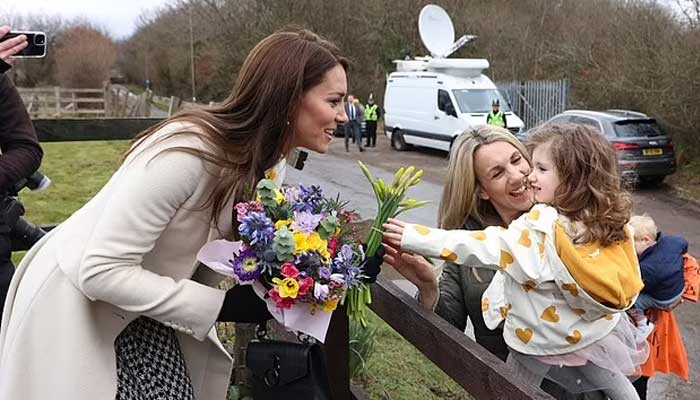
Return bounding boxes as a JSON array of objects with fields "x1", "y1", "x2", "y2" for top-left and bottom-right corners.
[
  {"x1": 562, "y1": 283, "x2": 579, "y2": 297},
  {"x1": 541, "y1": 306, "x2": 561, "y2": 323},
  {"x1": 499, "y1": 250, "x2": 514, "y2": 269},
  {"x1": 518, "y1": 229, "x2": 532, "y2": 248},
  {"x1": 604, "y1": 314, "x2": 614, "y2": 320},
  {"x1": 440, "y1": 248, "x2": 458, "y2": 263},
  {"x1": 538, "y1": 242, "x2": 545, "y2": 257},
  {"x1": 566, "y1": 330, "x2": 582, "y2": 345},
  {"x1": 572, "y1": 308, "x2": 586, "y2": 316},
  {"x1": 414, "y1": 225, "x2": 431, "y2": 236},
  {"x1": 522, "y1": 280, "x2": 537, "y2": 292},
  {"x1": 472, "y1": 231, "x2": 487, "y2": 241},
  {"x1": 529, "y1": 209, "x2": 541, "y2": 221},
  {"x1": 499, "y1": 304, "x2": 512, "y2": 320},
  {"x1": 516, "y1": 328, "x2": 534, "y2": 344},
  {"x1": 482, "y1": 298, "x2": 490, "y2": 312}
]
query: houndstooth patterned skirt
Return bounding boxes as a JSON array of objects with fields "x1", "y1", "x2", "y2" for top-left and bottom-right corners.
[{"x1": 114, "y1": 316, "x2": 195, "y2": 400}]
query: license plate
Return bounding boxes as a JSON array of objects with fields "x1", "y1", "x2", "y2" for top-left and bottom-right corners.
[{"x1": 643, "y1": 148, "x2": 663, "y2": 156}]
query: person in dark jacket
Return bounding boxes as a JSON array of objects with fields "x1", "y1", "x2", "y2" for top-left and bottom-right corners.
[
  {"x1": 0, "y1": 25, "x2": 44, "y2": 321},
  {"x1": 628, "y1": 214, "x2": 688, "y2": 339}
]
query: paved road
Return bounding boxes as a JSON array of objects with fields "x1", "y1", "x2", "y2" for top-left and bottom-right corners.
[{"x1": 285, "y1": 133, "x2": 700, "y2": 400}]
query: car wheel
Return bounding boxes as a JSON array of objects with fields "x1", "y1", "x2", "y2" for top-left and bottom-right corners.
[{"x1": 391, "y1": 129, "x2": 409, "y2": 151}]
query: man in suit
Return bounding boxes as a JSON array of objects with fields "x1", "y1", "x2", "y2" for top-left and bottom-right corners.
[{"x1": 344, "y1": 94, "x2": 364, "y2": 152}]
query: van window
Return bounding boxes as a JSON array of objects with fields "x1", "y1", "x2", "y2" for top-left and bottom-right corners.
[
  {"x1": 437, "y1": 90, "x2": 453, "y2": 112},
  {"x1": 452, "y1": 89, "x2": 511, "y2": 113},
  {"x1": 613, "y1": 119, "x2": 663, "y2": 138}
]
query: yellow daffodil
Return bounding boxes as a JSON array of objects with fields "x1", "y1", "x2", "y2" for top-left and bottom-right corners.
[
  {"x1": 275, "y1": 219, "x2": 292, "y2": 230},
  {"x1": 323, "y1": 299, "x2": 339, "y2": 312},
  {"x1": 272, "y1": 277, "x2": 300, "y2": 299},
  {"x1": 293, "y1": 232, "x2": 309, "y2": 254},
  {"x1": 306, "y1": 232, "x2": 330, "y2": 260},
  {"x1": 274, "y1": 189, "x2": 285, "y2": 204}
]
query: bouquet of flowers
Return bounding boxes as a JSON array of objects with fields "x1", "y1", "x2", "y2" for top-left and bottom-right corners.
[{"x1": 197, "y1": 179, "x2": 366, "y2": 342}]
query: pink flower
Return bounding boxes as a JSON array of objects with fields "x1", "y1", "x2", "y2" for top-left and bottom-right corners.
[
  {"x1": 269, "y1": 288, "x2": 295, "y2": 309},
  {"x1": 327, "y1": 237, "x2": 340, "y2": 258},
  {"x1": 298, "y1": 277, "x2": 314, "y2": 297},
  {"x1": 234, "y1": 201, "x2": 264, "y2": 223},
  {"x1": 281, "y1": 263, "x2": 300, "y2": 278}
]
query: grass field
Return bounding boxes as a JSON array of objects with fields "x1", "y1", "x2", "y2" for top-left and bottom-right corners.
[{"x1": 15, "y1": 140, "x2": 472, "y2": 399}]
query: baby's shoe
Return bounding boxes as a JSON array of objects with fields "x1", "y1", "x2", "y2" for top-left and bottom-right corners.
[{"x1": 635, "y1": 321, "x2": 655, "y2": 343}]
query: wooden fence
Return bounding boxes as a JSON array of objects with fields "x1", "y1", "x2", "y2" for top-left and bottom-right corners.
[
  {"x1": 497, "y1": 80, "x2": 570, "y2": 130},
  {"x1": 18, "y1": 85, "x2": 157, "y2": 118},
  {"x1": 30, "y1": 118, "x2": 553, "y2": 400}
]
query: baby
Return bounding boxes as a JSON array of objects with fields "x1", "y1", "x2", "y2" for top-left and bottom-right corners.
[{"x1": 628, "y1": 214, "x2": 688, "y2": 339}]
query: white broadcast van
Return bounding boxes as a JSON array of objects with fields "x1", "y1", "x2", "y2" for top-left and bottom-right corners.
[{"x1": 384, "y1": 5, "x2": 524, "y2": 152}]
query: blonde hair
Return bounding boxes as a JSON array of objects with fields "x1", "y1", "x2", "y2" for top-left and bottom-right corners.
[
  {"x1": 629, "y1": 214, "x2": 658, "y2": 240},
  {"x1": 527, "y1": 123, "x2": 632, "y2": 246},
  {"x1": 438, "y1": 126, "x2": 531, "y2": 229}
]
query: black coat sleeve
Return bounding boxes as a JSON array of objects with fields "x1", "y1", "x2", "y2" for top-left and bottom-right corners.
[{"x1": 0, "y1": 73, "x2": 43, "y2": 193}]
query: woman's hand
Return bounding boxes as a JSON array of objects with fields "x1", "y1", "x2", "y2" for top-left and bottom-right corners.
[
  {"x1": 0, "y1": 26, "x2": 28, "y2": 65},
  {"x1": 382, "y1": 243, "x2": 439, "y2": 309}
]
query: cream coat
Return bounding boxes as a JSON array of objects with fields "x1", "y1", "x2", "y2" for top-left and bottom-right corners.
[{"x1": 0, "y1": 122, "x2": 279, "y2": 399}]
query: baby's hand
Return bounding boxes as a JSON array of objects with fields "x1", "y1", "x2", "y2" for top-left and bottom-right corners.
[{"x1": 382, "y1": 218, "x2": 406, "y2": 249}]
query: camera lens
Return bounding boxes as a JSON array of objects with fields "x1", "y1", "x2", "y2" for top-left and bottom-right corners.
[{"x1": 34, "y1": 34, "x2": 46, "y2": 46}]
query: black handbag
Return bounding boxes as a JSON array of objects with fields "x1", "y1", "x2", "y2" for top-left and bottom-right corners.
[{"x1": 245, "y1": 323, "x2": 333, "y2": 400}]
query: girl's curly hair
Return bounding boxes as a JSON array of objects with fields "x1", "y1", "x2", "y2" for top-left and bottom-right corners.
[{"x1": 526, "y1": 123, "x2": 632, "y2": 246}]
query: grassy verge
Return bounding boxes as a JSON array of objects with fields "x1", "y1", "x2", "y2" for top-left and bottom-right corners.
[
  {"x1": 14, "y1": 140, "x2": 473, "y2": 399},
  {"x1": 667, "y1": 161, "x2": 700, "y2": 203}
]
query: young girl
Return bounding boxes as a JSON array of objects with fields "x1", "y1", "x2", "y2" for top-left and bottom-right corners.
[{"x1": 383, "y1": 124, "x2": 649, "y2": 400}]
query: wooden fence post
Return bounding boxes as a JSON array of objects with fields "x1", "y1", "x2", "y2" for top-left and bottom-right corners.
[{"x1": 54, "y1": 86, "x2": 61, "y2": 117}]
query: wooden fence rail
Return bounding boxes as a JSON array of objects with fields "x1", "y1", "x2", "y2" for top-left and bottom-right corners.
[{"x1": 29, "y1": 118, "x2": 551, "y2": 400}]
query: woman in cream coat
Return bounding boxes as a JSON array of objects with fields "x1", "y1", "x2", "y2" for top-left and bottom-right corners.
[{"x1": 0, "y1": 28, "x2": 350, "y2": 400}]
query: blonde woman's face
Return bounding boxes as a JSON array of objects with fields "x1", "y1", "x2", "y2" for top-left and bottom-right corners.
[
  {"x1": 292, "y1": 64, "x2": 348, "y2": 153},
  {"x1": 474, "y1": 141, "x2": 532, "y2": 223}
]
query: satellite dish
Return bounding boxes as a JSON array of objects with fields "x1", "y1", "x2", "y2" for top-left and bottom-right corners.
[
  {"x1": 419, "y1": 5, "x2": 455, "y2": 58},
  {"x1": 419, "y1": 4, "x2": 476, "y2": 59}
]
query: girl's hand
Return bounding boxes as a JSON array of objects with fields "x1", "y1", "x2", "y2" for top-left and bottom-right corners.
[{"x1": 382, "y1": 218, "x2": 406, "y2": 249}]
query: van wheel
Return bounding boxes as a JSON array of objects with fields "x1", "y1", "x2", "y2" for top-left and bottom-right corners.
[{"x1": 391, "y1": 129, "x2": 409, "y2": 151}]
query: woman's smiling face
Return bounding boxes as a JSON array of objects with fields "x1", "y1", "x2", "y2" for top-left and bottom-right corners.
[
  {"x1": 291, "y1": 64, "x2": 348, "y2": 153},
  {"x1": 474, "y1": 140, "x2": 533, "y2": 223}
]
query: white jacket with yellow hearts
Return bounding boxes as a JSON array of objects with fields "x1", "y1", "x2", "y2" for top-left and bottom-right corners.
[{"x1": 401, "y1": 204, "x2": 643, "y2": 356}]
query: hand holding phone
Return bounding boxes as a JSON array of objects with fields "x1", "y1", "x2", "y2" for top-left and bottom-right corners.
[{"x1": 0, "y1": 26, "x2": 46, "y2": 60}]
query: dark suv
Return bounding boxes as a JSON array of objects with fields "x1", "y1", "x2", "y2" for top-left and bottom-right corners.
[{"x1": 533, "y1": 110, "x2": 676, "y2": 185}]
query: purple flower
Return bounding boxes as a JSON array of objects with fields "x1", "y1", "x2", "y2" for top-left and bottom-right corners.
[
  {"x1": 318, "y1": 266, "x2": 331, "y2": 280},
  {"x1": 232, "y1": 247, "x2": 263, "y2": 282},
  {"x1": 239, "y1": 211, "x2": 275, "y2": 246},
  {"x1": 295, "y1": 185, "x2": 323, "y2": 212},
  {"x1": 290, "y1": 211, "x2": 323, "y2": 234},
  {"x1": 332, "y1": 244, "x2": 364, "y2": 287}
]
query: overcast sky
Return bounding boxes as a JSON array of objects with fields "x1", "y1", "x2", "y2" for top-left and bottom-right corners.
[
  {"x1": 1, "y1": 0, "x2": 176, "y2": 39},
  {"x1": 1, "y1": 0, "x2": 686, "y2": 41}
]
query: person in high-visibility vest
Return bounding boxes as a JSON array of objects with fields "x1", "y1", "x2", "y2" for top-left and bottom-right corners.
[
  {"x1": 486, "y1": 99, "x2": 507, "y2": 128},
  {"x1": 364, "y1": 93, "x2": 380, "y2": 147}
]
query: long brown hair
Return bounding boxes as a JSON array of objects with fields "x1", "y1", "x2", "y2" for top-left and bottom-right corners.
[
  {"x1": 126, "y1": 28, "x2": 348, "y2": 230},
  {"x1": 527, "y1": 123, "x2": 631, "y2": 246}
]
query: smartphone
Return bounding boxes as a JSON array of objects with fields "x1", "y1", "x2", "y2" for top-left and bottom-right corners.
[{"x1": 0, "y1": 31, "x2": 47, "y2": 58}]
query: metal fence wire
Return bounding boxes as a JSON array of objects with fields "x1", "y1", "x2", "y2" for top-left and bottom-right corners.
[{"x1": 497, "y1": 80, "x2": 570, "y2": 130}]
